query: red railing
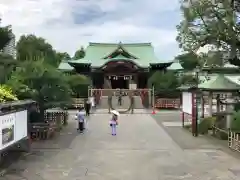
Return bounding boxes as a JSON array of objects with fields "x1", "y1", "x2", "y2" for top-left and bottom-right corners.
[{"x1": 155, "y1": 98, "x2": 180, "y2": 109}]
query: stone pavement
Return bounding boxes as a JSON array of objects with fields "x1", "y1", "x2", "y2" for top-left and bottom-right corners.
[{"x1": 1, "y1": 110, "x2": 240, "y2": 179}]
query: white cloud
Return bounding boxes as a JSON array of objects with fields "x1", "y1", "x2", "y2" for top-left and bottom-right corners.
[{"x1": 0, "y1": 0, "x2": 180, "y2": 59}]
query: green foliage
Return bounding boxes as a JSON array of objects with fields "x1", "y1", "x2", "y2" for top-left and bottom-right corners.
[
  {"x1": 231, "y1": 111, "x2": 240, "y2": 132},
  {"x1": 0, "y1": 85, "x2": 18, "y2": 102},
  {"x1": 198, "y1": 116, "x2": 216, "y2": 134},
  {"x1": 179, "y1": 74, "x2": 197, "y2": 85},
  {"x1": 0, "y1": 53, "x2": 16, "y2": 83},
  {"x1": 7, "y1": 59, "x2": 72, "y2": 110},
  {"x1": 16, "y1": 35, "x2": 65, "y2": 66},
  {"x1": 56, "y1": 52, "x2": 71, "y2": 60},
  {"x1": 0, "y1": 19, "x2": 11, "y2": 51},
  {"x1": 204, "y1": 51, "x2": 224, "y2": 67},
  {"x1": 175, "y1": 52, "x2": 199, "y2": 70},
  {"x1": 176, "y1": 0, "x2": 239, "y2": 65},
  {"x1": 148, "y1": 71, "x2": 180, "y2": 97},
  {"x1": 73, "y1": 47, "x2": 85, "y2": 59},
  {"x1": 65, "y1": 74, "x2": 91, "y2": 98},
  {"x1": 148, "y1": 71, "x2": 179, "y2": 91}
]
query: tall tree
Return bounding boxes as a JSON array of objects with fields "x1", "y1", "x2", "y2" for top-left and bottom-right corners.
[
  {"x1": 0, "y1": 19, "x2": 15, "y2": 83},
  {"x1": 175, "y1": 52, "x2": 200, "y2": 70},
  {"x1": 73, "y1": 47, "x2": 85, "y2": 59},
  {"x1": 56, "y1": 52, "x2": 71, "y2": 61},
  {"x1": 176, "y1": 0, "x2": 240, "y2": 65},
  {"x1": 16, "y1": 35, "x2": 59, "y2": 66},
  {"x1": 0, "y1": 54, "x2": 16, "y2": 83},
  {"x1": 0, "y1": 19, "x2": 11, "y2": 51}
]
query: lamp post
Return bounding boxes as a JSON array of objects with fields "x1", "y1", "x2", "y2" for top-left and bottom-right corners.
[{"x1": 194, "y1": 66, "x2": 200, "y2": 137}]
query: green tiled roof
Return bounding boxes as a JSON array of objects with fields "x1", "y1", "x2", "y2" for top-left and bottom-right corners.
[
  {"x1": 224, "y1": 63, "x2": 238, "y2": 68},
  {"x1": 225, "y1": 75, "x2": 240, "y2": 85},
  {"x1": 198, "y1": 74, "x2": 240, "y2": 91},
  {"x1": 178, "y1": 85, "x2": 195, "y2": 90},
  {"x1": 167, "y1": 61, "x2": 183, "y2": 70},
  {"x1": 58, "y1": 60, "x2": 74, "y2": 71},
  {"x1": 69, "y1": 42, "x2": 161, "y2": 68}
]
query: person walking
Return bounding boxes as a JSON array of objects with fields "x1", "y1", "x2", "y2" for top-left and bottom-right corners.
[
  {"x1": 75, "y1": 106, "x2": 85, "y2": 133},
  {"x1": 109, "y1": 110, "x2": 120, "y2": 136},
  {"x1": 85, "y1": 99, "x2": 91, "y2": 116}
]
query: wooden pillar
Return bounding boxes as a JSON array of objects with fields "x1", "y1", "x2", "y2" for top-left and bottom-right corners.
[
  {"x1": 208, "y1": 92, "x2": 213, "y2": 117},
  {"x1": 201, "y1": 95, "x2": 204, "y2": 118}
]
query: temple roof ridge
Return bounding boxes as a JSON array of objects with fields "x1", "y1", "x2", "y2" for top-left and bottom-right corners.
[{"x1": 89, "y1": 42, "x2": 152, "y2": 46}]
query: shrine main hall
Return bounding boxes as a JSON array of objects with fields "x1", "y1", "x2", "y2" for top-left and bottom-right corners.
[{"x1": 58, "y1": 42, "x2": 172, "y2": 89}]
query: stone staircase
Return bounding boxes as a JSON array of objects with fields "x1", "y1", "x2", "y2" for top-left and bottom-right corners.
[
  {"x1": 134, "y1": 96, "x2": 145, "y2": 109},
  {"x1": 98, "y1": 96, "x2": 144, "y2": 110}
]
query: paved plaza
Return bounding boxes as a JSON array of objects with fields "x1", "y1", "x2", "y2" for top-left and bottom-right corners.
[{"x1": 1, "y1": 110, "x2": 240, "y2": 179}]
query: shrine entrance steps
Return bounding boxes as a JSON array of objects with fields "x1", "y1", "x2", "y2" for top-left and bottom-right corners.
[{"x1": 97, "y1": 96, "x2": 145, "y2": 113}]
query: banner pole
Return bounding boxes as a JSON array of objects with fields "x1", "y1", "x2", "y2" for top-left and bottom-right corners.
[{"x1": 152, "y1": 86, "x2": 156, "y2": 114}]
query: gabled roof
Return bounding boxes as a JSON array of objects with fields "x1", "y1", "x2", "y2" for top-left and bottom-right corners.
[
  {"x1": 224, "y1": 63, "x2": 238, "y2": 68},
  {"x1": 198, "y1": 74, "x2": 240, "y2": 91},
  {"x1": 68, "y1": 42, "x2": 162, "y2": 68},
  {"x1": 103, "y1": 43, "x2": 137, "y2": 59},
  {"x1": 167, "y1": 61, "x2": 183, "y2": 70},
  {"x1": 58, "y1": 60, "x2": 74, "y2": 71}
]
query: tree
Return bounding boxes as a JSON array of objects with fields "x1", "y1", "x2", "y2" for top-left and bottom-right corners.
[
  {"x1": 179, "y1": 74, "x2": 197, "y2": 85},
  {"x1": 16, "y1": 35, "x2": 60, "y2": 66},
  {"x1": 176, "y1": 0, "x2": 240, "y2": 65},
  {"x1": 65, "y1": 74, "x2": 91, "y2": 98},
  {"x1": 0, "y1": 19, "x2": 15, "y2": 84},
  {"x1": 7, "y1": 59, "x2": 72, "y2": 119},
  {"x1": 0, "y1": 54, "x2": 16, "y2": 83},
  {"x1": 56, "y1": 52, "x2": 71, "y2": 60},
  {"x1": 204, "y1": 50, "x2": 225, "y2": 67},
  {"x1": 73, "y1": 47, "x2": 85, "y2": 59},
  {"x1": 148, "y1": 71, "x2": 179, "y2": 97},
  {"x1": 175, "y1": 52, "x2": 200, "y2": 70},
  {"x1": 0, "y1": 19, "x2": 11, "y2": 51}
]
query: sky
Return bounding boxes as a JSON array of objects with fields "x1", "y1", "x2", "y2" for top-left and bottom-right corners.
[{"x1": 0, "y1": 0, "x2": 183, "y2": 61}]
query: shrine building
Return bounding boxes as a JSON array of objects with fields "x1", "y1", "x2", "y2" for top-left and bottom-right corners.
[{"x1": 58, "y1": 42, "x2": 172, "y2": 89}]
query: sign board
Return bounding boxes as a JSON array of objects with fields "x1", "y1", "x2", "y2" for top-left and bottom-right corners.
[
  {"x1": 182, "y1": 92, "x2": 192, "y2": 115},
  {"x1": 0, "y1": 110, "x2": 27, "y2": 150},
  {"x1": 129, "y1": 83, "x2": 137, "y2": 90}
]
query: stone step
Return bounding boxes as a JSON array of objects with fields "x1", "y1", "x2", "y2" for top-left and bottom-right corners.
[{"x1": 98, "y1": 96, "x2": 145, "y2": 110}]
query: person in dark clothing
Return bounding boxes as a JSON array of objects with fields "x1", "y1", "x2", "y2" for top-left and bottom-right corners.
[
  {"x1": 118, "y1": 90, "x2": 122, "y2": 106},
  {"x1": 75, "y1": 107, "x2": 85, "y2": 133},
  {"x1": 85, "y1": 99, "x2": 91, "y2": 116}
]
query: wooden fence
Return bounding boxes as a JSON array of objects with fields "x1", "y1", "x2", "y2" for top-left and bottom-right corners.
[
  {"x1": 155, "y1": 98, "x2": 180, "y2": 109},
  {"x1": 30, "y1": 111, "x2": 69, "y2": 140},
  {"x1": 228, "y1": 131, "x2": 240, "y2": 152}
]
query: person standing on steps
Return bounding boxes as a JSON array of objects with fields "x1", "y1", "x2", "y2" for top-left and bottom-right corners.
[
  {"x1": 109, "y1": 110, "x2": 120, "y2": 136},
  {"x1": 118, "y1": 89, "x2": 122, "y2": 106}
]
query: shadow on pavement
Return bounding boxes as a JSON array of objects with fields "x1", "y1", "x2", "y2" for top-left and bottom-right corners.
[{"x1": 0, "y1": 117, "x2": 79, "y2": 178}]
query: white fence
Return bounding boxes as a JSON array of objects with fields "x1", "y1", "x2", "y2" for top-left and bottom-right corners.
[{"x1": 228, "y1": 131, "x2": 240, "y2": 152}]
